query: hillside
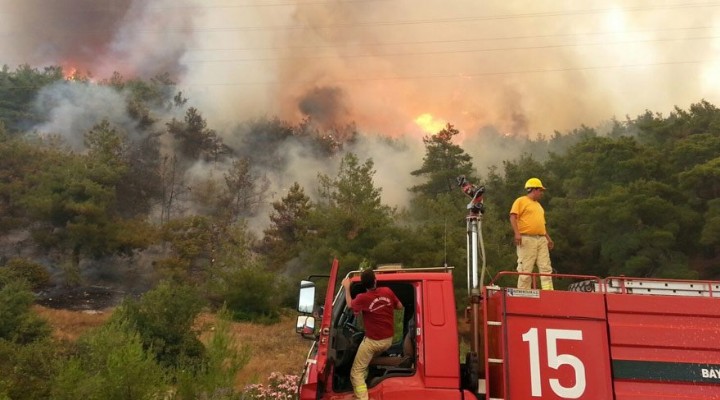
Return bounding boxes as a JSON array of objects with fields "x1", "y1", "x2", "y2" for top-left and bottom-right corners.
[{"x1": 34, "y1": 306, "x2": 310, "y2": 389}]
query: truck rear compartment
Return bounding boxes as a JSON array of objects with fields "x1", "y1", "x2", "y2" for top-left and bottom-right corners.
[{"x1": 482, "y1": 278, "x2": 720, "y2": 399}]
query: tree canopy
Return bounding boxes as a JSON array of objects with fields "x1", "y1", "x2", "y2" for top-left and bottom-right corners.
[{"x1": 0, "y1": 63, "x2": 717, "y2": 308}]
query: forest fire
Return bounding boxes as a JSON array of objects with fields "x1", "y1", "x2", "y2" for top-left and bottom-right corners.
[
  {"x1": 414, "y1": 113, "x2": 447, "y2": 135},
  {"x1": 62, "y1": 66, "x2": 78, "y2": 80},
  {"x1": 60, "y1": 61, "x2": 94, "y2": 82}
]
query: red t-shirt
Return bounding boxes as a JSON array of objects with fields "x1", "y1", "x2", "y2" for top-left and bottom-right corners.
[{"x1": 351, "y1": 286, "x2": 401, "y2": 340}]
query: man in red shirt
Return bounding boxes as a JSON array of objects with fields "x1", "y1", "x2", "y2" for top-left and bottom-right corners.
[{"x1": 342, "y1": 269, "x2": 403, "y2": 400}]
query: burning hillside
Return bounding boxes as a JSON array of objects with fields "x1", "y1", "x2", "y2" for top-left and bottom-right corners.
[{"x1": 3, "y1": 0, "x2": 718, "y2": 138}]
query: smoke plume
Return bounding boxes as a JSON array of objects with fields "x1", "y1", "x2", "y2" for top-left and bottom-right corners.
[
  {"x1": 1, "y1": 0, "x2": 194, "y2": 79},
  {"x1": 3, "y1": 0, "x2": 720, "y2": 208}
]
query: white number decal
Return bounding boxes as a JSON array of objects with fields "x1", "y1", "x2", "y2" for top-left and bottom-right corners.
[
  {"x1": 522, "y1": 328, "x2": 542, "y2": 396},
  {"x1": 522, "y1": 328, "x2": 586, "y2": 399}
]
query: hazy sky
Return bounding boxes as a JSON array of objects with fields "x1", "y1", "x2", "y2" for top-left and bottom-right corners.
[{"x1": 1, "y1": 0, "x2": 719, "y2": 138}]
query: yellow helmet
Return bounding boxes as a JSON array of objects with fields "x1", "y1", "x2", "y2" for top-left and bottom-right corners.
[{"x1": 524, "y1": 177, "x2": 546, "y2": 189}]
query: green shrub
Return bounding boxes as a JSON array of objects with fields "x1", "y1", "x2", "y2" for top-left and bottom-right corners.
[
  {"x1": 154, "y1": 256, "x2": 192, "y2": 284},
  {"x1": 0, "y1": 280, "x2": 50, "y2": 344},
  {"x1": 52, "y1": 320, "x2": 167, "y2": 400},
  {"x1": 113, "y1": 281, "x2": 206, "y2": 368},
  {"x1": 2, "y1": 258, "x2": 51, "y2": 290},
  {"x1": 174, "y1": 307, "x2": 251, "y2": 400},
  {"x1": 221, "y1": 267, "x2": 281, "y2": 323},
  {"x1": 0, "y1": 339, "x2": 59, "y2": 400}
]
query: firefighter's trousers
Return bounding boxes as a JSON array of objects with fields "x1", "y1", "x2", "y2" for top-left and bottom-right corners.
[
  {"x1": 516, "y1": 235, "x2": 554, "y2": 290},
  {"x1": 350, "y1": 336, "x2": 392, "y2": 400}
]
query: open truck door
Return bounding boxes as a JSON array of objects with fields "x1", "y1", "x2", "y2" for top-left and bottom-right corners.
[{"x1": 296, "y1": 259, "x2": 340, "y2": 400}]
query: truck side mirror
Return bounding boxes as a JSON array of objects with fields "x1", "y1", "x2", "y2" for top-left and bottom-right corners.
[
  {"x1": 298, "y1": 280, "x2": 316, "y2": 314},
  {"x1": 296, "y1": 315, "x2": 316, "y2": 339}
]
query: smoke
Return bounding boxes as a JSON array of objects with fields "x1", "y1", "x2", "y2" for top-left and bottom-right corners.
[
  {"x1": 180, "y1": 0, "x2": 720, "y2": 137},
  {"x1": 1, "y1": 0, "x2": 132, "y2": 71},
  {"x1": 33, "y1": 82, "x2": 136, "y2": 150},
  {"x1": 298, "y1": 86, "x2": 349, "y2": 129},
  {"x1": 176, "y1": 0, "x2": 720, "y2": 194},
  {"x1": 1, "y1": 0, "x2": 194, "y2": 79},
  {"x1": 4, "y1": 0, "x2": 720, "y2": 212}
]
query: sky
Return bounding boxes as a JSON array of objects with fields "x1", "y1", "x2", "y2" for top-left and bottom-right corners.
[{"x1": 1, "y1": 0, "x2": 719, "y2": 212}]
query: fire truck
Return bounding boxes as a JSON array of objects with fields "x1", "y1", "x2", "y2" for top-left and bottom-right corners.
[{"x1": 294, "y1": 181, "x2": 720, "y2": 399}]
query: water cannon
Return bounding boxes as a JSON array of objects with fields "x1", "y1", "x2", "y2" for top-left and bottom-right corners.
[
  {"x1": 456, "y1": 175, "x2": 485, "y2": 215},
  {"x1": 457, "y1": 175, "x2": 487, "y2": 342}
]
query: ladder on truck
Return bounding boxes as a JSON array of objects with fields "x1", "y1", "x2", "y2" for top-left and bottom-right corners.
[
  {"x1": 479, "y1": 275, "x2": 720, "y2": 400},
  {"x1": 481, "y1": 285, "x2": 506, "y2": 400},
  {"x1": 604, "y1": 276, "x2": 720, "y2": 297}
]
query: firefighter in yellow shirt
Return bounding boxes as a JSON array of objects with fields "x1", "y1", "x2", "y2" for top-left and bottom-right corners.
[{"x1": 509, "y1": 178, "x2": 554, "y2": 290}]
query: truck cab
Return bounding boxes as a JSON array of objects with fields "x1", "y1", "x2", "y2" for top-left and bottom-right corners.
[{"x1": 296, "y1": 262, "x2": 474, "y2": 400}]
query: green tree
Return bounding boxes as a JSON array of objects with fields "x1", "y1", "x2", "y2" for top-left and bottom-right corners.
[
  {"x1": 175, "y1": 307, "x2": 250, "y2": 399},
  {"x1": 0, "y1": 277, "x2": 50, "y2": 344},
  {"x1": 115, "y1": 133, "x2": 164, "y2": 218},
  {"x1": 103, "y1": 72, "x2": 181, "y2": 131},
  {"x1": 678, "y1": 157, "x2": 720, "y2": 204},
  {"x1": 158, "y1": 216, "x2": 214, "y2": 284},
  {"x1": 259, "y1": 182, "x2": 313, "y2": 272},
  {"x1": 404, "y1": 124, "x2": 479, "y2": 288},
  {"x1": 112, "y1": 281, "x2": 206, "y2": 369},
  {"x1": 0, "y1": 339, "x2": 59, "y2": 400},
  {"x1": 572, "y1": 182, "x2": 696, "y2": 278},
  {"x1": 22, "y1": 127, "x2": 153, "y2": 272},
  {"x1": 0, "y1": 131, "x2": 46, "y2": 233},
  {"x1": 0, "y1": 64, "x2": 63, "y2": 132},
  {"x1": 308, "y1": 153, "x2": 395, "y2": 271},
  {"x1": 700, "y1": 199, "x2": 720, "y2": 249},
  {"x1": 167, "y1": 107, "x2": 223, "y2": 161},
  {"x1": 84, "y1": 120, "x2": 128, "y2": 180},
  {"x1": 221, "y1": 158, "x2": 269, "y2": 220},
  {"x1": 410, "y1": 123, "x2": 475, "y2": 197}
]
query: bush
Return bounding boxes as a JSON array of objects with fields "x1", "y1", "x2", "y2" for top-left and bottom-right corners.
[
  {"x1": 0, "y1": 339, "x2": 59, "y2": 400},
  {"x1": 221, "y1": 267, "x2": 281, "y2": 323},
  {"x1": 0, "y1": 280, "x2": 50, "y2": 344},
  {"x1": 2, "y1": 258, "x2": 51, "y2": 290},
  {"x1": 113, "y1": 281, "x2": 206, "y2": 368},
  {"x1": 174, "y1": 307, "x2": 251, "y2": 400},
  {"x1": 52, "y1": 320, "x2": 167, "y2": 400}
]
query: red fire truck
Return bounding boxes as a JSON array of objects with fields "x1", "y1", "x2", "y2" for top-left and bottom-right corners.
[{"x1": 295, "y1": 186, "x2": 720, "y2": 399}]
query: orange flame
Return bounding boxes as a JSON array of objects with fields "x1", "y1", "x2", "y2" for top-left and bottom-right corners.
[
  {"x1": 63, "y1": 67, "x2": 78, "y2": 80},
  {"x1": 414, "y1": 113, "x2": 446, "y2": 135}
]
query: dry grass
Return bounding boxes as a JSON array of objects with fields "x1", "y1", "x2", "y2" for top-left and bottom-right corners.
[
  {"x1": 33, "y1": 305, "x2": 112, "y2": 342},
  {"x1": 35, "y1": 306, "x2": 310, "y2": 389},
  {"x1": 195, "y1": 312, "x2": 310, "y2": 388}
]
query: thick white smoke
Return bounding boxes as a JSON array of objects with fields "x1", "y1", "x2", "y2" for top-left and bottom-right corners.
[{"x1": 34, "y1": 82, "x2": 135, "y2": 150}]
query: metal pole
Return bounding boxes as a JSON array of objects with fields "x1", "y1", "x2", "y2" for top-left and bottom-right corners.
[
  {"x1": 478, "y1": 214, "x2": 486, "y2": 291},
  {"x1": 466, "y1": 218, "x2": 472, "y2": 295},
  {"x1": 467, "y1": 215, "x2": 482, "y2": 356}
]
